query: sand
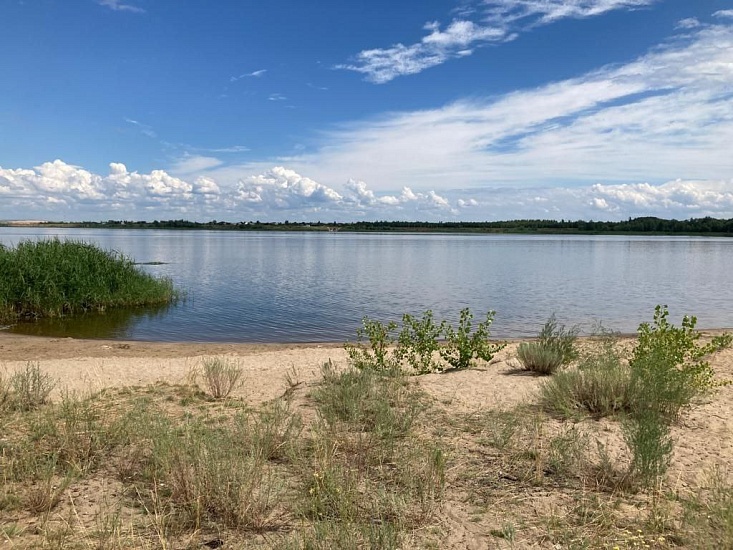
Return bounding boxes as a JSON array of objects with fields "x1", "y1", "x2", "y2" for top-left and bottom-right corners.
[{"x1": 3, "y1": 330, "x2": 733, "y2": 548}]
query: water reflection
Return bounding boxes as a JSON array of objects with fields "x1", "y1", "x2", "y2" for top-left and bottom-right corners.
[{"x1": 7, "y1": 303, "x2": 172, "y2": 340}]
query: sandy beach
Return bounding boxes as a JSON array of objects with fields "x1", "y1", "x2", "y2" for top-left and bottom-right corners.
[{"x1": 3, "y1": 330, "x2": 733, "y2": 548}]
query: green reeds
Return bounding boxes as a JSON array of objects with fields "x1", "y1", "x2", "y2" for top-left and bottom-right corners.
[{"x1": 0, "y1": 238, "x2": 177, "y2": 323}]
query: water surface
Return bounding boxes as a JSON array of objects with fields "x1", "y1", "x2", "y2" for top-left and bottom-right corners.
[{"x1": 1, "y1": 228, "x2": 731, "y2": 342}]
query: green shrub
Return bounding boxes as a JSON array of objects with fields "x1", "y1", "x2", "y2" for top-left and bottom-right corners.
[
  {"x1": 629, "y1": 305, "x2": 732, "y2": 420},
  {"x1": 344, "y1": 317, "x2": 400, "y2": 371},
  {"x1": 622, "y1": 408, "x2": 673, "y2": 489},
  {"x1": 396, "y1": 310, "x2": 445, "y2": 374},
  {"x1": 0, "y1": 238, "x2": 178, "y2": 323},
  {"x1": 518, "y1": 315, "x2": 579, "y2": 375},
  {"x1": 440, "y1": 308, "x2": 505, "y2": 370}
]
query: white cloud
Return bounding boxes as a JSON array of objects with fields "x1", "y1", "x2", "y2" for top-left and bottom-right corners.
[
  {"x1": 97, "y1": 0, "x2": 144, "y2": 13},
  {"x1": 337, "y1": 19, "x2": 507, "y2": 83},
  {"x1": 169, "y1": 155, "x2": 224, "y2": 176},
  {"x1": 482, "y1": 0, "x2": 658, "y2": 25},
  {"x1": 339, "y1": 0, "x2": 658, "y2": 82},
  {"x1": 268, "y1": 93, "x2": 287, "y2": 101},
  {"x1": 2, "y1": 160, "x2": 733, "y2": 222},
  {"x1": 278, "y1": 24, "x2": 733, "y2": 194},
  {"x1": 230, "y1": 69, "x2": 267, "y2": 82},
  {"x1": 675, "y1": 17, "x2": 701, "y2": 30},
  {"x1": 713, "y1": 10, "x2": 733, "y2": 19}
]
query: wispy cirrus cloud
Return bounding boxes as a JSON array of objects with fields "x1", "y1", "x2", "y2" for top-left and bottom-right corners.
[
  {"x1": 293, "y1": 23, "x2": 733, "y2": 194},
  {"x1": 97, "y1": 0, "x2": 144, "y2": 14},
  {"x1": 339, "y1": 0, "x2": 658, "y2": 82},
  {"x1": 230, "y1": 69, "x2": 267, "y2": 82}
]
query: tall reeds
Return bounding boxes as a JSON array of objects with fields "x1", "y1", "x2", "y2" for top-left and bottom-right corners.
[{"x1": 0, "y1": 238, "x2": 177, "y2": 322}]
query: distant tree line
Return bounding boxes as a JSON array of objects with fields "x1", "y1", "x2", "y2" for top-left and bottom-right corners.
[{"x1": 11, "y1": 216, "x2": 733, "y2": 235}]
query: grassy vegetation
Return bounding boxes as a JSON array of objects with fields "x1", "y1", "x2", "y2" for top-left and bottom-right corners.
[
  {"x1": 0, "y1": 238, "x2": 177, "y2": 323},
  {"x1": 516, "y1": 314, "x2": 580, "y2": 375},
  {"x1": 2, "y1": 306, "x2": 733, "y2": 548}
]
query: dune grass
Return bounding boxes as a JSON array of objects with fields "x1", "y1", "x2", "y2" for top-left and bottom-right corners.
[{"x1": 0, "y1": 238, "x2": 177, "y2": 323}]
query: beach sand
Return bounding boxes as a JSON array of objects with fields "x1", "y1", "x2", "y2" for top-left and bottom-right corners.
[{"x1": 3, "y1": 331, "x2": 733, "y2": 548}]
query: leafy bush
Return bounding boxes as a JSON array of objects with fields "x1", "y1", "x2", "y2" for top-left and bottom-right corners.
[
  {"x1": 440, "y1": 308, "x2": 505, "y2": 370},
  {"x1": 396, "y1": 310, "x2": 445, "y2": 374},
  {"x1": 629, "y1": 305, "x2": 732, "y2": 420},
  {"x1": 344, "y1": 317, "x2": 400, "y2": 371},
  {"x1": 346, "y1": 308, "x2": 504, "y2": 374}
]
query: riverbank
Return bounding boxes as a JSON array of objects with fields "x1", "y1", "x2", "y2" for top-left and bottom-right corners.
[{"x1": 2, "y1": 332, "x2": 733, "y2": 548}]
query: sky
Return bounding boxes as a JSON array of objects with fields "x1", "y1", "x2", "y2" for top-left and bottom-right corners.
[{"x1": 1, "y1": 0, "x2": 732, "y2": 222}]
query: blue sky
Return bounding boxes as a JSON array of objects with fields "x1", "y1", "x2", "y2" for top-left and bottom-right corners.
[{"x1": 1, "y1": 0, "x2": 732, "y2": 222}]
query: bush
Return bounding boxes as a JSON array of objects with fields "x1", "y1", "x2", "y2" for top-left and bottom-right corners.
[
  {"x1": 396, "y1": 310, "x2": 445, "y2": 374},
  {"x1": 518, "y1": 315, "x2": 579, "y2": 375},
  {"x1": 440, "y1": 308, "x2": 505, "y2": 370},
  {"x1": 199, "y1": 357, "x2": 243, "y2": 398},
  {"x1": 344, "y1": 317, "x2": 400, "y2": 372},
  {"x1": 629, "y1": 305, "x2": 732, "y2": 420}
]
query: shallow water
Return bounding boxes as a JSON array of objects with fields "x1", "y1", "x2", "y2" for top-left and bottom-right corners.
[{"x1": 2, "y1": 228, "x2": 732, "y2": 342}]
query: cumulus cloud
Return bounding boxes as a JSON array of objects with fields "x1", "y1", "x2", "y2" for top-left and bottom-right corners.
[
  {"x1": 713, "y1": 10, "x2": 733, "y2": 19},
  {"x1": 234, "y1": 167, "x2": 342, "y2": 209},
  {"x1": 339, "y1": 0, "x2": 657, "y2": 82},
  {"x1": 2, "y1": 160, "x2": 733, "y2": 222}
]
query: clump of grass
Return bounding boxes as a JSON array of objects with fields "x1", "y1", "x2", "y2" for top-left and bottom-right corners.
[
  {"x1": 539, "y1": 328, "x2": 630, "y2": 418},
  {"x1": 683, "y1": 467, "x2": 733, "y2": 548},
  {"x1": 0, "y1": 238, "x2": 178, "y2": 323},
  {"x1": 3, "y1": 362, "x2": 56, "y2": 412},
  {"x1": 198, "y1": 357, "x2": 243, "y2": 398},
  {"x1": 295, "y1": 362, "x2": 445, "y2": 547},
  {"x1": 517, "y1": 314, "x2": 579, "y2": 375}
]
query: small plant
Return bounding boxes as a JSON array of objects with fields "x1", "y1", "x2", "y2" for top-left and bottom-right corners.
[
  {"x1": 9, "y1": 363, "x2": 56, "y2": 411},
  {"x1": 440, "y1": 308, "x2": 505, "y2": 370},
  {"x1": 396, "y1": 310, "x2": 445, "y2": 374},
  {"x1": 518, "y1": 315, "x2": 579, "y2": 375},
  {"x1": 622, "y1": 408, "x2": 673, "y2": 489},
  {"x1": 199, "y1": 357, "x2": 243, "y2": 398},
  {"x1": 517, "y1": 342, "x2": 565, "y2": 375},
  {"x1": 344, "y1": 317, "x2": 399, "y2": 371}
]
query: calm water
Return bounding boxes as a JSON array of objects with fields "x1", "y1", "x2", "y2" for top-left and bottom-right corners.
[{"x1": 2, "y1": 228, "x2": 732, "y2": 342}]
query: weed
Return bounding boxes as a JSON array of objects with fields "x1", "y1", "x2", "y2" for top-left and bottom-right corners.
[
  {"x1": 9, "y1": 362, "x2": 56, "y2": 411},
  {"x1": 683, "y1": 467, "x2": 733, "y2": 548},
  {"x1": 397, "y1": 310, "x2": 445, "y2": 374},
  {"x1": 518, "y1": 314, "x2": 579, "y2": 374},
  {"x1": 199, "y1": 357, "x2": 243, "y2": 398},
  {"x1": 440, "y1": 308, "x2": 505, "y2": 370},
  {"x1": 344, "y1": 317, "x2": 400, "y2": 371},
  {"x1": 517, "y1": 342, "x2": 565, "y2": 375}
]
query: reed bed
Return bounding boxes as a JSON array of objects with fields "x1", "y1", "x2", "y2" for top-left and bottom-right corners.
[{"x1": 0, "y1": 238, "x2": 177, "y2": 322}]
